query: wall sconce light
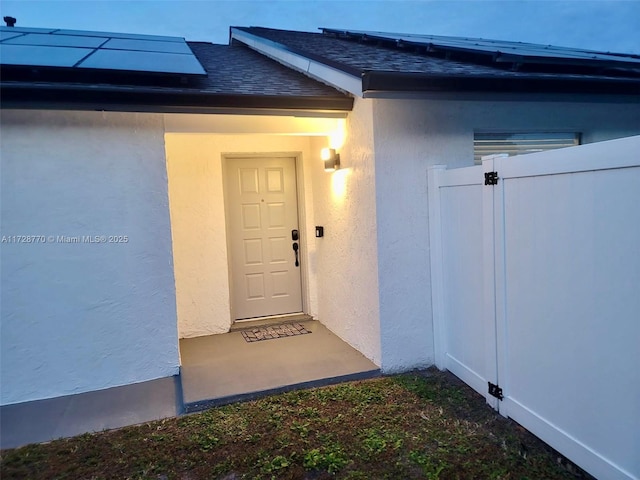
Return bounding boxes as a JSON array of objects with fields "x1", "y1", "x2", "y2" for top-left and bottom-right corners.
[{"x1": 321, "y1": 148, "x2": 340, "y2": 172}]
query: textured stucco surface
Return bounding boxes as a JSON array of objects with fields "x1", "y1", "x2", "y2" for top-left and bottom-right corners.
[
  {"x1": 165, "y1": 134, "x2": 320, "y2": 338},
  {"x1": 0, "y1": 110, "x2": 180, "y2": 406},
  {"x1": 310, "y1": 99, "x2": 382, "y2": 367},
  {"x1": 5, "y1": 98, "x2": 631, "y2": 404},
  {"x1": 371, "y1": 98, "x2": 640, "y2": 373},
  {"x1": 165, "y1": 121, "x2": 383, "y2": 369}
]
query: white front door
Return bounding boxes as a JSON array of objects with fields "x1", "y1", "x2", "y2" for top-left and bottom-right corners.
[{"x1": 225, "y1": 156, "x2": 303, "y2": 320}]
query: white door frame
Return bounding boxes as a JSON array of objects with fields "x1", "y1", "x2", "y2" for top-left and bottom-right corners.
[{"x1": 222, "y1": 152, "x2": 310, "y2": 322}]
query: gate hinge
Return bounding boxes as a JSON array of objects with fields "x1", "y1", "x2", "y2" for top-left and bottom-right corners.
[
  {"x1": 484, "y1": 171, "x2": 499, "y2": 185},
  {"x1": 488, "y1": 382, "x2": 504, "y2": 400}
]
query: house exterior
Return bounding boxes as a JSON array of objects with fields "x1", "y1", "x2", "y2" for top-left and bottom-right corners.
[
  {"x1": 231, "y1": 28, "x2": 640, "y2": 374},
  {"x1": 1, "y1": 24, "x2": 639, "y2": 451}
]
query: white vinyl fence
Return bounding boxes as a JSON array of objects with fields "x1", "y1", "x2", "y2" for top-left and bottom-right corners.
[{"x1": 428, "y1": 135, "x2": 640, "y2": 480}]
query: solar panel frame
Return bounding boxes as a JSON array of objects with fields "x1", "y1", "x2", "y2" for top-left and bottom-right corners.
[{"x1": 0, "y1": 26, "x2": 56, "y2": 34}]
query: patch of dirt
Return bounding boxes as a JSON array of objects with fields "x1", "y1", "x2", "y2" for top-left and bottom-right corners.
[{"x1": 0, "y1": 370, "x2": 592, "y2": 480}]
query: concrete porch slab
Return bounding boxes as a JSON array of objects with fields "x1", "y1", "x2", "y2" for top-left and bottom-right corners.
[{"x1": 180, "y1": 320, "x2": 380, "y2": 412}]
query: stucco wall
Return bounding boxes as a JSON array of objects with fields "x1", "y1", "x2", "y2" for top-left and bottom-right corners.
[
  {"x1": 310, "y1": 100, "x2": 382, "y2": 366},
  {"x1": 165, "y1": 113, "x2": 383, "y2": 368},
  {"x1": 0, "y1": 110, "x2": 179, "y2": 406},
  {"x1": 372, "y1": 98, "x2": 640, "y2": 372},
  {"x1": 165, "y1": 134, "x2": 320, "y2": 338}
]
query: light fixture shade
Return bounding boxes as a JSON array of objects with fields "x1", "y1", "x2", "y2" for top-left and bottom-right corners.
[{"x1": 321, "y1": 148, "x2": 340, "y2": 171}]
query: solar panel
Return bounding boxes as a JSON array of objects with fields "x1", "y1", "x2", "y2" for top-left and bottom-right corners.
[
  {"x1": 0, "y1": 30, "x2": 24, "y2": 41},
  {"x1": 0, "y1": 44, "x2": 91, "y2": 67},
  {"x1": 55, "y1": 28, "x2": 183, "y2": 43},
  {"x1": 79, "y1": 49, "x2": 206, "y2": 75},
  {"x1": 4, "y1": 33, "x2": 107, "y2": 48},
  {"x1": 321, "y1": 28, "x2": 640, "y2": 68},
  {"x1": 0, "y1": 26, "x2": 206, "y2": 76}
]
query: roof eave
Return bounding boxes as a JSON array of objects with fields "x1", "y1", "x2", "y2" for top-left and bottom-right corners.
[
  {"x1": 0, "y1": 84, "x2": 354, "y2": 115},
  {"x1": 362, "y1": 71, "x2": 640, "y2": 98}
]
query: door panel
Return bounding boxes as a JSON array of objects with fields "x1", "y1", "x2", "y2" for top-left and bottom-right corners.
[{"x1": 226, "y1": 157, "x2": 302, "y2": 320}]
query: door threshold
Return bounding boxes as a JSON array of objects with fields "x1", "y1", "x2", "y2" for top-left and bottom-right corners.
[{"x1": 229, "y1": 313, "x2": 313, "y2": 332}]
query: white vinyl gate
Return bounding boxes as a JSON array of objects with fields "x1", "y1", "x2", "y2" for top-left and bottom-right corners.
[{"x1": 428, "y1": 136, "x2": 640, "y2": 480}]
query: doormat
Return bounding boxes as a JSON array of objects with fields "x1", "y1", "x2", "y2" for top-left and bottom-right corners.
[{"x1": 241, "y1": 323, "x2": 311, "y2": 343}]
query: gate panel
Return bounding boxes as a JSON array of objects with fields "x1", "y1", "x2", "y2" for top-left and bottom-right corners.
[
  {"x1": 494, "y1": 140, "x2": 640, "y2": 480},
  {"x1": 429, "y1": 165, "x2": 497, "y2": 405},
  {"x1": 430, "y1": 136, "x2": 640, "y2": 480}
]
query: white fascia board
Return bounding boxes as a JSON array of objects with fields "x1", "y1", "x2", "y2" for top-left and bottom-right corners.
[{"x1": 231, "y1": 28, "x2": 363, "y2": 97}]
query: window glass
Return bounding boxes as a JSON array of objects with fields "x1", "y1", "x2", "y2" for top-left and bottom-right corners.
[{"x1": 474, "y1": 132, "x2": 581, "y2": 164}]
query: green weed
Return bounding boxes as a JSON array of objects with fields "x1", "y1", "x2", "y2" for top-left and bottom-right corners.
[
  {"x1": 409, "y1": 450, "x2": 446, "y2": 479},
  {"x1": 303, "y1": 444, "x2": 349, "y2": 474}
]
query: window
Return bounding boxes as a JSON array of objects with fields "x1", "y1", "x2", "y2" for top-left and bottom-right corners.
[{"x1": 473, "y1": 132, "x2": 581, "y2": 164}]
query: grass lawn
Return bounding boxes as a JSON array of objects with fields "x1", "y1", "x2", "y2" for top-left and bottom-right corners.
[{"x1": 0, "y1": 370, "x2": 588, "y2": 479}]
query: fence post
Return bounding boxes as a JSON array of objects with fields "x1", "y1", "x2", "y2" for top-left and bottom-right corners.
[
  {"x1": 427, "y1": 165, "x2": 447, "y2": 370},
  {"x1": 479, "y1": 154, "x2": 509, "y2": 411}
]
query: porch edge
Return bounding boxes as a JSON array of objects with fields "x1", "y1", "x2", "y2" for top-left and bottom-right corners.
[{"x1": 183, "y1": 369, "x2": 382, "y2": 414}]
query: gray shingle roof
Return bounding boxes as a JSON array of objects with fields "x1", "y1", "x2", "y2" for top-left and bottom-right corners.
[
  {"x1": 235, "y1": 27, "x2": 504, "y2": 76},
  {"x1": 0, "y1": 37, "x2": 353, "y2": 113},
  {"x1": 186, "y1": 42, "x2": 348, "y2": 97},
  {"x1": 233, "y1": 27, "x2": 640, "y2": 94}
]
